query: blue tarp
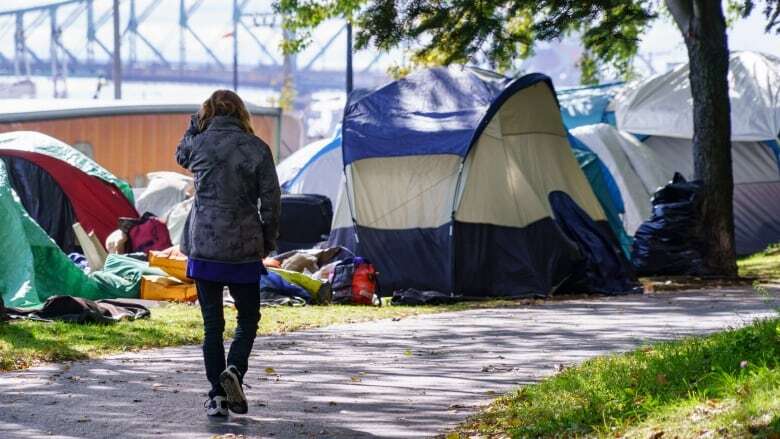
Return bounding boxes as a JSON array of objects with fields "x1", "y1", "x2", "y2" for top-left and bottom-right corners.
[
  {"x1": 557, "y1": 82, "x2": 623, "y2": 130},
  {"x1": 342, "y1": 67, "x2": 553, "y2": 164}
]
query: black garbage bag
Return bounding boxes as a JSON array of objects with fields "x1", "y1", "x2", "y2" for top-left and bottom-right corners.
[
  {"x1": 631, "y1": 173, "x2": 707, "y2": 276},
  {"x1": 549, "y1": 191, "x2": 640, "y2": 295}
]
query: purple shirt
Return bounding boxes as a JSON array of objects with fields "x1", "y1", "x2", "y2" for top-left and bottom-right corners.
[{"x1": 186, "y1": 258, "x2": 266, "y2": 284}]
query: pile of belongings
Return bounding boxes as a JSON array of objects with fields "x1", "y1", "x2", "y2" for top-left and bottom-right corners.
[
  {"x1": 261, "y1": 247, "x2": 348, "y2": 306},
  {"x1": 73, "y1": 210, "x2": 197, "y2": 303},
  {"x1": 105, "y1": 230, "x2": 195, "y2": 302},
  {"x1": 133, "y1": 172, "x2": 194, "y2": 247},
  {"x1": 631, "y1": 173, "x2": 707, "y2": 276}
]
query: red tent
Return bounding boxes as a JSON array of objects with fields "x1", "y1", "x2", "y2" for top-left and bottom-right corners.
[{"x1": 0, "y1": 149, "x2": 138, "y2": 245}]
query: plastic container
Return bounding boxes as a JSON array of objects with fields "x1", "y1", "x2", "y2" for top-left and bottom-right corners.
[
  {"x1": 140, "y1": 276, "x2": 197, "y2": 302},
  {"x1": 148, "y1": 252, "x2": 189, "y2": 281}
]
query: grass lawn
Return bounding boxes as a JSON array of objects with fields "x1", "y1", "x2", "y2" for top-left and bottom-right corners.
[
  {"x1": 739, "y1": 244, "x2": 780, "y2": 280},
  {"x1": 0, "y1": 299, "x2": 517, "y2": 372},
  {"x1": 454, "y1": 318, "x2": 780, "y2": 438}
]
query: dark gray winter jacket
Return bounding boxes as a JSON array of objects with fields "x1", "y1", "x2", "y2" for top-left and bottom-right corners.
[{"x1": 176, "y1": 115, "x2": 281, "y2": 263}]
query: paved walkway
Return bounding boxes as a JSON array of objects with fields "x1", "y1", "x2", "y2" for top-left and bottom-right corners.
[{"x1": 1, "y1": 287, "x2": 778, "y2": 438}]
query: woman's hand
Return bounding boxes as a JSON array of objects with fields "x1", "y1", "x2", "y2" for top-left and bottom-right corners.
[
  {"x1": 176, "y1": 114, "x2": 200, "y2": 169},
  {"x1": 186, "y1": 114, "x2": 201, "y2": 135}
]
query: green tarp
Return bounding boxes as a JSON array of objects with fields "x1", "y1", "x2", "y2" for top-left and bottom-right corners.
[{"x1": 91, "y1": 254, "x2": 167, "y2": 299}]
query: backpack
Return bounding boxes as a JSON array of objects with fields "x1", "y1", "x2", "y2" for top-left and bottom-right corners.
[
  {"x1": 330, "y1": 257, "x2": 380, "y2": 305},
  {"x1": 120, "y1": 213, "x2": 173, "y2": 254}
]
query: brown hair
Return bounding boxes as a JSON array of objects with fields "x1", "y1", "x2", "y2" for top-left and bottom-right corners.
[{"x1": 198, "y1": 89, "x2": 255, "y2": 134}]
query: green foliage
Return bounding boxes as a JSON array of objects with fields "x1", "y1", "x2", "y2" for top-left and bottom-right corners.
[
  {"x1": 276, "y1": 0, "x2": 780, "y2": 84},
  {"x1": 579, "y1": 52, "x2": 600, "y2": 85},
  {"x1": 456, "y1": 318, "x2": 780, "y2": 437}
]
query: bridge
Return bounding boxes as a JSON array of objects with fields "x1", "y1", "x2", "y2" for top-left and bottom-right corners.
[{"x1": 0, "y1": 0, "x2": 390, "y2": 99}]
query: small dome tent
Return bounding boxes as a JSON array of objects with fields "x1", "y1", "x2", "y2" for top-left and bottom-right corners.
[
  {"x1": 329, "y1": 67, "x2": 611, "y2": 297},
  {"x1": 0, "y1": 131, "x2": 138, "y2": 252},
  {"x1": 615, "y1": 51, "x2": 780, "y2": 254},
  {"x1": 276, "y1": 127, "x2": 342, "y2": 204},
  {"x1": 572, "y1": 123, "x2": 670, "y2": 235}
]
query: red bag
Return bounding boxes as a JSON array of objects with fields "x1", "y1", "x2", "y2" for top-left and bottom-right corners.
[
  {"x1": 331, "y1": 257, "x2": 379, "y2": 305},
  {"x1": 352, "y1": 262, "x2": 378, "y2": 305},
  {"x1": 122, "y1": 214, "x2": 173, "y2": 254}
]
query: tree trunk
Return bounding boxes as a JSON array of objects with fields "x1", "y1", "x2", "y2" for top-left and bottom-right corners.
[{"x1": 666, "y1": 0, "x2": 737, "y2": 276}]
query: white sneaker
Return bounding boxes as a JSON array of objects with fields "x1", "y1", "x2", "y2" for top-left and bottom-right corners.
[{"x1": 204, "y1": 396, "x2": 228, "y2": 417}]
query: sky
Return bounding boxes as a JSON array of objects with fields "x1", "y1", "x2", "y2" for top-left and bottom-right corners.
[{"x1": 1, "y1": 0, "x2": 780, "y2": 85}]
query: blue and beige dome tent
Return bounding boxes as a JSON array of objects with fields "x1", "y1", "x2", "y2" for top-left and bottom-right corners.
[
  {"x1": 328, "y1": 67, "x2": 618, "y2": 297},
  {"x1": 615, "y1": 51, "x2": 780, "y2": 255},
  {"x1": 278, "y1": 96, "x2": 631, "y2": 258}
]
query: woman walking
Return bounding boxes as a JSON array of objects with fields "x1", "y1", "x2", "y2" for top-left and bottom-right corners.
[{"x1": 176, "y1": 90, "x2": 281, "y2": 417}]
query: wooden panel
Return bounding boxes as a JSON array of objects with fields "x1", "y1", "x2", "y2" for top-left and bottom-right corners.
[{"x1": 0, "y1": 112, "x2": 279, "y2": 185}]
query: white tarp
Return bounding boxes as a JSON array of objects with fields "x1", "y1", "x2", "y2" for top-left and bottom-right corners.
[
  {"x1": 165, "y1": 197, "x2": 192, "y2": 246},
  {"x1": 616, "y1": 51, "x2": 780, "y2": 141},
  {"x1": 135, "y1": 171, "x2": 193, "y2": 218}
]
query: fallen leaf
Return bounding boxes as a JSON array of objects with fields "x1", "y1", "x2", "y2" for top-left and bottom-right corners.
[
  {"x1": 403, "y1": 349, "x2": 412, "y2": 357},
  {"x1": 656, "y1": 373, "x2": 669, "y2": 385},
  {"x1": 445, "y1": 432, "x2": 460, "y2": 439},
  {"x1": 264, "y1": 367, "x2": 276, "y2": 374},
  {"x1": 648, "y1": 431, "x2": 664, "y2": 439},
  {"x1": 350, "y1": 376, "x2": 361, "y2": 382}
]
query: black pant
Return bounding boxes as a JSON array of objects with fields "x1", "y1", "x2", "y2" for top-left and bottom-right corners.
[{"x1": 196, "y1": 280, "x2": 261, "y2": 398}]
